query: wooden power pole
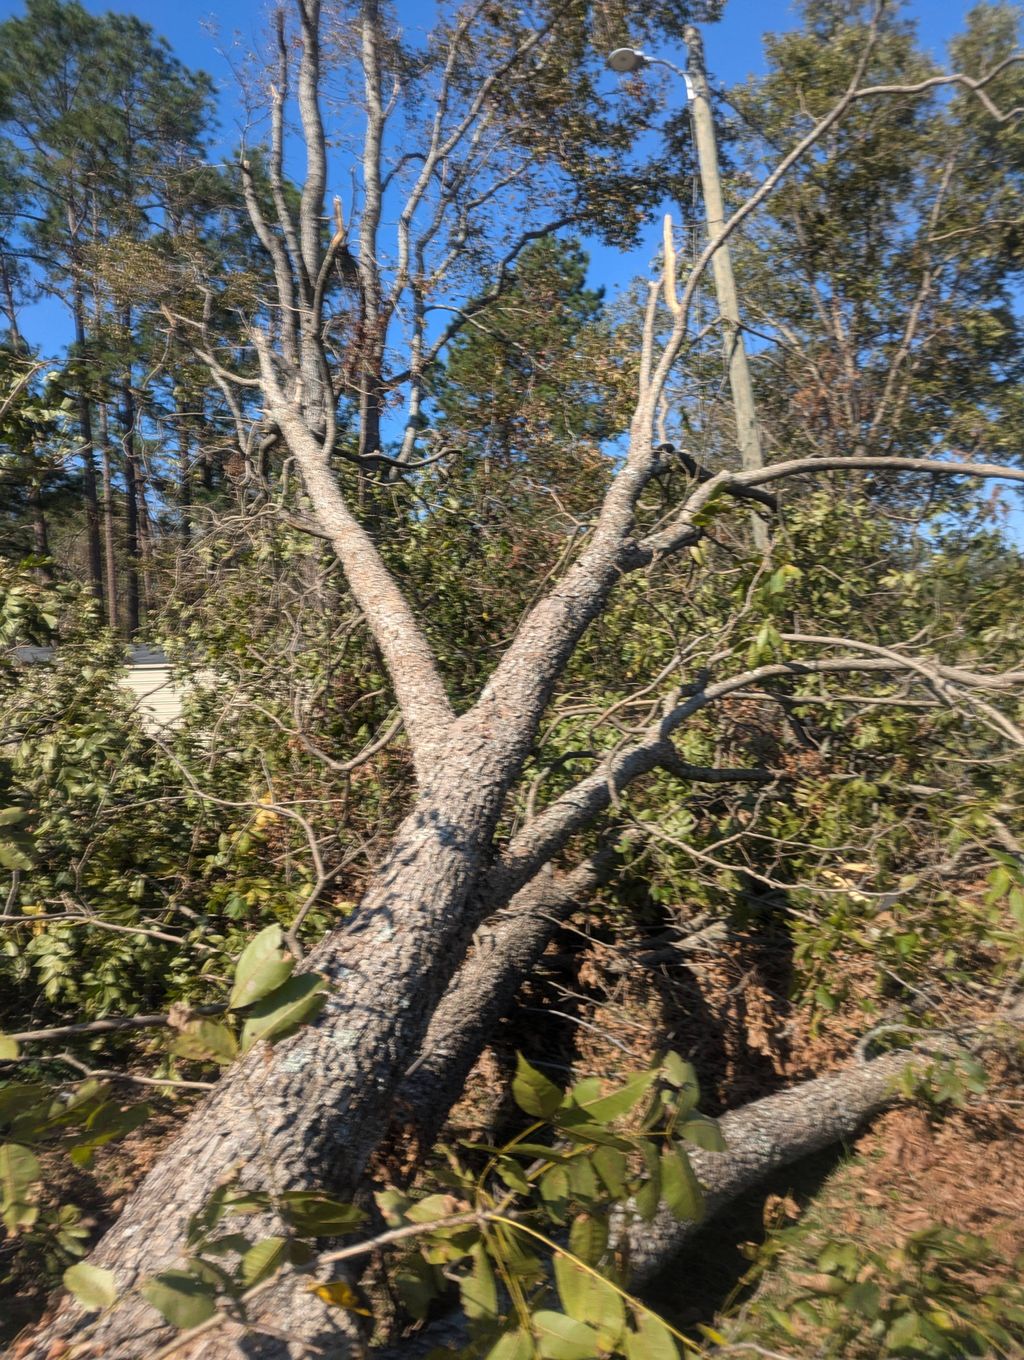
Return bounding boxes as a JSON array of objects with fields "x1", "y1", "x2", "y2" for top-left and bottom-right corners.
[{"x1": 683, "y1": 25, "x2": 768, "y2": 549}]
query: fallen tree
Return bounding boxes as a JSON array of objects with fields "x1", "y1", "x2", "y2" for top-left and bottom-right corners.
[{"x1": 9, "y1": 2, "x2": 1024, "y2": 1356}]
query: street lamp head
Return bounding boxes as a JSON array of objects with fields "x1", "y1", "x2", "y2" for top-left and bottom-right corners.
[{"x1": 606, "y1": 47, "x2": 647, "y2": 74}]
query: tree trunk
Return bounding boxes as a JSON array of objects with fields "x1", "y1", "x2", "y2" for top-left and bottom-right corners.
[
  {"x1": 120, "y1": 384, "x2": 141, "y2": 637},
  {"x1": 70, "y1": 281, "x2": 105, "y2": 614},
  {"x1": 620, "y1": 1047, "x2": 919, "y2": 1286},
  {"x1": 16, "y1": 735, "x2": 522, "y2": 1359},
  {"x1": 27, "y1": 482, "x2": 53, "y2": 580},
  {"x1": 96, "y1": 402, "x2": 120, "y2": 630},
  {"x1": 395, "y1": 856, "x2": 609, "y2": 1153},
  {"x1": 178, "y1": 411, "x2": 192, "y2": 544}
]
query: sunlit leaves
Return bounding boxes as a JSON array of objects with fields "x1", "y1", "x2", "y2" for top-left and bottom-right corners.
[
  {"x1": 512, "y1": 1053, "x2": 563, "y2": 1119},
  {"x1": 533, "y1": 1309, "x2": 602, "y2": 1359},
  {"x1": 141, "y1": 1270, "x2": 218, "y2": 1329},
  {"x1": 239, "y1": 974, "x2": 326, "y2": 1053},
  {"x1": 623, "y1": 1308, "x2": 681, "y2": 1359},
  {"x1": 171, "y1": 1020, "x2": 238, "y2": 1065},
  {"x1": 228, "y1": 924, "x2": 294, "y2": 1010},
  {"x1": 63, "y1": 1261, "x2": 118, "y2": 1311},
  {"x1": 0, "y1": 1141, "x2": 40, "y2": 1230},
  {"x1": 461, "y1": 1241, "x2": 499, "y2": 1322}
]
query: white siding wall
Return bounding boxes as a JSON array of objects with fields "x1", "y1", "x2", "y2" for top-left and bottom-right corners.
[{"x1": 117, "y1": 665, "x2": 186, "y2": 732}]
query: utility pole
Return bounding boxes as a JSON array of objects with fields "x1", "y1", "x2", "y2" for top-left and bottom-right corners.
[{"x1": 683, "y1": 25, "x2": 768, "y2": 549}]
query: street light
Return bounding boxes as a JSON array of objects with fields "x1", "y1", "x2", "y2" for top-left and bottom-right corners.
[
  {"x1": 606, "y1": 46, "x2": 647, "y2": 73},
  {"x1": 606, "y1": 46, "x2": 694, "y2": 98}
]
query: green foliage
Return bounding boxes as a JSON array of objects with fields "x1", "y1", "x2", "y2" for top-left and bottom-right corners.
[
  {"x1": 62, "y1": 1261, "x2": 117, "y2": 1312},
  {"x1": 363, "y1": 1050, "x2": 721, "y2": 1357},
  {"x1": 727, "y1": 0, "x2": 1024, "y2": 483},
  {"x1": 70, "y1": 1052, "x2": 715, "y2": 1353},
  {"x1": 744, "y1": 1225, "x2": 1024, "y2": 1358},
  {"x1": 0, "y1": 1, "x2": 1022, "y2": 1348},
  {"x1": 0, "y1": 1072, "x2": 148, "y2": 1281}
]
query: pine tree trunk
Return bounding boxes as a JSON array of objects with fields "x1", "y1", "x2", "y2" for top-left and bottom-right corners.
[
  {"x1": 96, "y1": 402, "x2": 120, "y2": 630},
  {"x1": 69, "y1": 282, "x2": 105, "y2": 614},
  {"x1": 178, "y1": 414, "x2": 192, "y2": 544},
  {"x1": 120, "y1": 385, "x2": 141, "y2": 637},
  {"x1": 27, "y1": 482, "x2": 53, "y2": 581}
]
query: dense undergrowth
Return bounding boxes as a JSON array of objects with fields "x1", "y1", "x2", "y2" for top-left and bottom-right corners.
[{"x1": 3, "y1": 489, "x2": 1023, "y2": 1355}]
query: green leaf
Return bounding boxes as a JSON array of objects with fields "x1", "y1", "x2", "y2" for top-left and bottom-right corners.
[
  {"x1": 818, "y1": 1241, "x2": 859, "y2": 1277},
  {"x1": 1008, "y1": 886, "x2": 1024, "y2": 927},
  {"x1": 566, "y1": 1155, "x2": 598, "y2": 1201},
  {"x1": 570, "y1": 1070, "x2": 656, "y2": 1125},
  {"x1": 844, "y1": 1281, "x2": 881, "y2": 1318},
  {"x1": 394, "y1": 1256, "x2": 439, "y2": 1321},
  {"x1": 568, "y1": 1212, "x2": 608, "y2": 1266},
  {"x1": 171, "y1": 1021, "x2": 238, "y2": 1066},
  {"x1": 0, "y1": 1036, "x2": 19, "y2": 1061},
  {"x1": 624, "y1": 1309, "x2": 680, "y2": 1359},
  {"x1": 768, "y1": 564, "x2": 803, "y2": 594},
  {"x1": 634, "y1": 1140, "x2": 661, "y2": 1222},
  {"x1": 63, "y1": 1261, "x2": 117, "y2": 1311},
  {"x1": 496, "y1": 1157, "x2": 531, "y2": 1194},
  {"x1": 661, "y1": 1146, "x2": 704, "y2": 1222},
  {"x1": 142, "y1": 1270, "x2": 218, "y2": 1329},
  {"x1": 185, "y1": 1255, "x2": 237, "y2": 1294},
  {"x1": 241, "y1": 1236, "x2": 289, "y2": 1287},
  {"x1": 0, "y1": 1141, "x2": 40, "y2": 1230},
  {"x1": 497, "y1": 1226, "x2": 544, "y2": 1282},
  {"x1": 680, "y1": 1115, "x2": 726, "y2": 1153},
  {"x1": 569, "y1": 1076, "x2": 603, "y2": 1105},
  {"x1": 0, "y1": 1084, "x2": 47, "y2": 1129},
  {"x1": 512, "y1": 1053, "x2": 562, "y2": 1118},
  {"x1": 592, "y1": 1146, "x2": 627, "y2": 1198},
  {"x1": 68, "y1": 1100, "x2": 151, "y2": 1168},
  {"x1": 661, "y1": 1053, "x2": 699, "y2": 1110},
  {"x1": 229, "y1": 925, "x2": 294, "y2": 1010},
  {"x1": 885, "y1": 1311, "x2": 920, "y2": 1348},
  {"x1": 533, "y1": 1310, "x2": 602, "y2": 1359},
  {"x1": 187, "y1": 1184, "x2": 269, "y2": 1245},
  {"x1": 195, "y1": 1232, "x2": 252, "y2": 1258},
  {"x1": 0, "y1": 838, "x2": 35, "y2": 871},
  {"x1": 375, "y1": 1188, "x2": 411, "y2": 1227},
  {"x1": 404, "y1": 1192, "x2": 461, "y2": 1225},
  {"x1": 278, "y1": 1191, "x2": 364, "y2": 1237},
  {"x1": 539, "y1": 1166, "x2": 570, "y2": 1222},
  {"x1": 239, "y1": 974, "x2": 326, "y2": 1052},
  {"x1": 485, "y1": 1329, "x2": 534, "y2": 1360},
  {"x1": 554, "y1": 1252, "x2": 625, "y2": 1344},
  {"x1": 461, "y1": 1242, "x2": 499, "y2": 1321}
]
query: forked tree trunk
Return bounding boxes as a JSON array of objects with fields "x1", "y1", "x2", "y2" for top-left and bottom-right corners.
[{"x1": 394, "y1": 856, "x2": 610, "y2": 1153}]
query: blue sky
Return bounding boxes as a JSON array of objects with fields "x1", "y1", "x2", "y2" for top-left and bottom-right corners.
[
  {"x1": 0, "y1": 0, "x2": 970, "y2": 117},
  {"x1": 0, "y1": 0, "x2": 981, "y2": 346},
  {"x1": 4, "y1": 0, "x2": 1020, "y2": 543}
]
